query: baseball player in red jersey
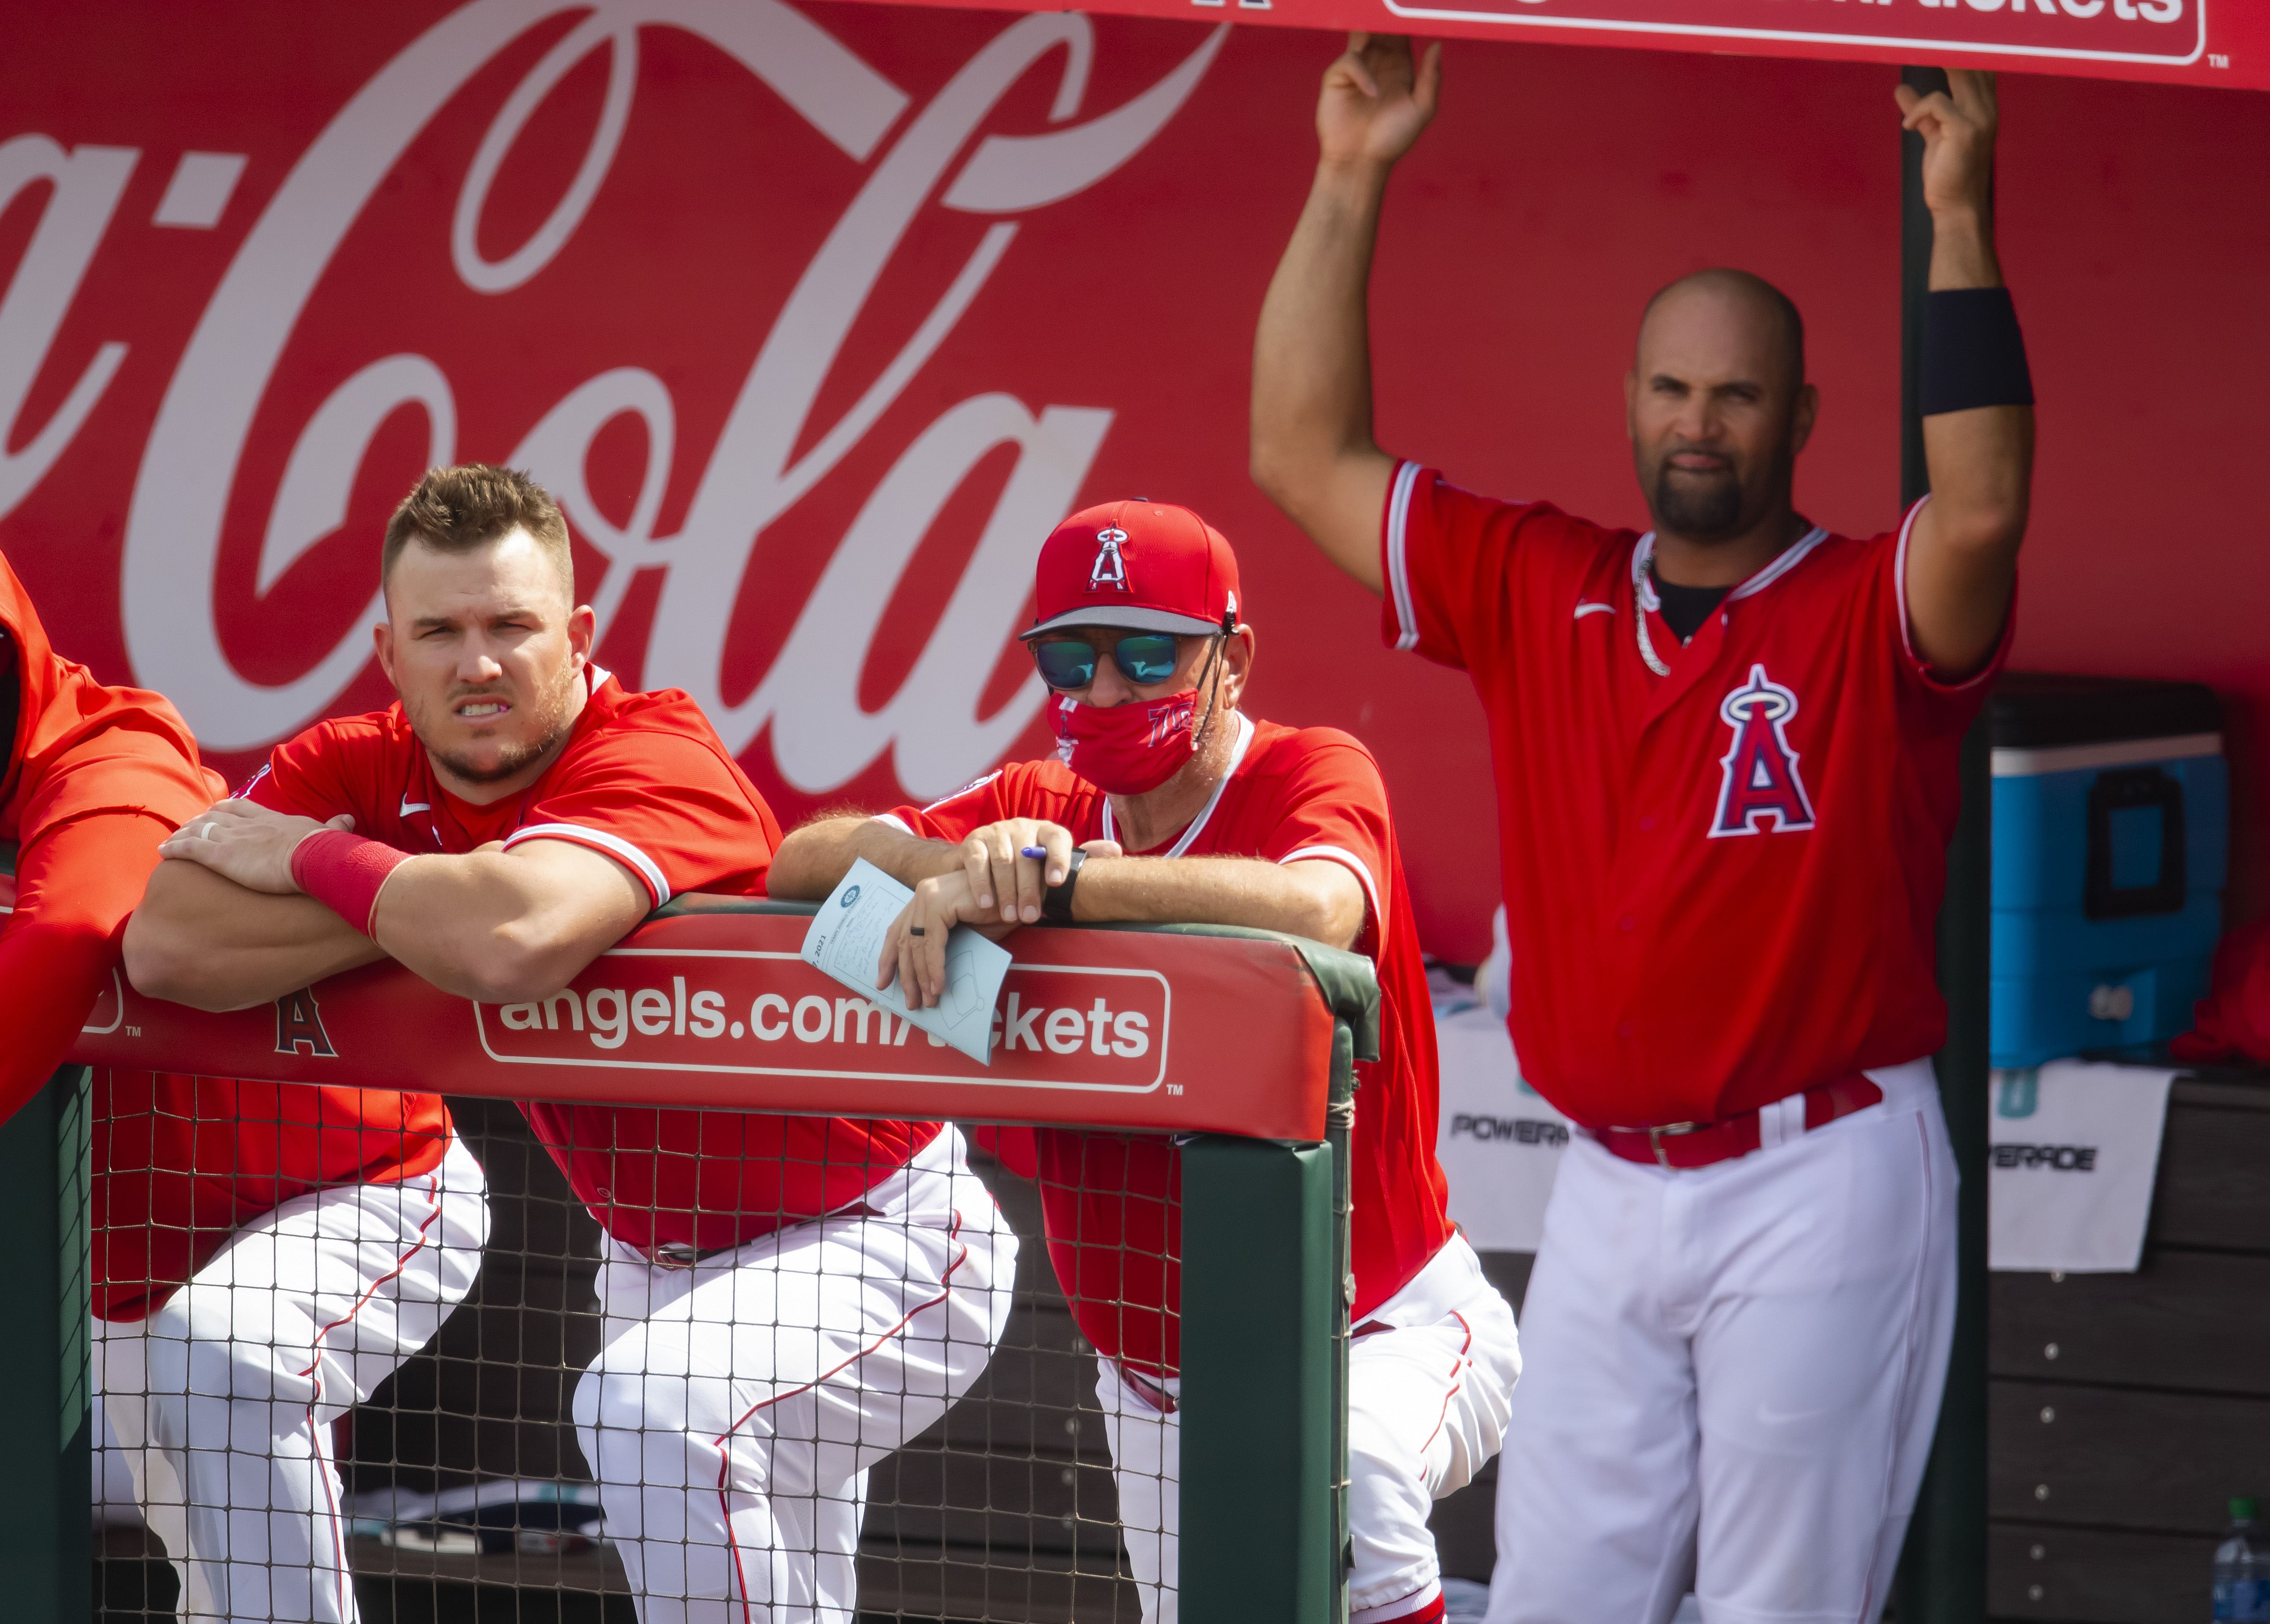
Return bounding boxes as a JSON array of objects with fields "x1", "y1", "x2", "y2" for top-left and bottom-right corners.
[
  {"x1": 0, "y1": 545, "x2": 476, "y2": 1623},
  {"x1": 772, "y1": 500, "x2": 1519, "y2": 1624},
  {"x1": 127, "y1": 466, "x2": 1016, "y2": 1624},
  {"x1": 0, "y1": 546, "x2": 222, "y2": 1117},
  {"x1": 1253, "y1": 41, "x2": 2033, "y2": 1623}
]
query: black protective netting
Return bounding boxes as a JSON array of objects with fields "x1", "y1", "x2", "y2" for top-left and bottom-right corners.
[{"x1": 91, "y1": 1085, "x2": 1176, "y2": 1624}]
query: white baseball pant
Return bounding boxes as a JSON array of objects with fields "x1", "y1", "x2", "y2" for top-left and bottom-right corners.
[
  {"x1": 1486, "y1": 1058, "x2": 1958, "y2": 1624},
  {"x1": 1097, "y1": 1232, "x2": 1520, "y2": 1624},
  {"x1": 92, "y1": 1137, "x2": 491, "y2": 1624},
  {"x1": 572, "y1": 1125, "x2": 1018, "y2": 1624}
]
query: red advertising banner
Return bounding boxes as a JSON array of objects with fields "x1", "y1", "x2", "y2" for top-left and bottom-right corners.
[
  {"x1": 863, "y1": 0, "x2": 2270, "y2": 92},
  {"x1": 68, "y1": 909, "x2": 1339, "y2": 1139}
]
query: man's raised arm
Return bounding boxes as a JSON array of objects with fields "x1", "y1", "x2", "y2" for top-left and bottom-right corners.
[
  {"x1": 1897, "y1": 69, "x2": 2034, "y2": 678},
  {"x1": 1251, "y1": 34, "x2": 1441, "y2": 594}
]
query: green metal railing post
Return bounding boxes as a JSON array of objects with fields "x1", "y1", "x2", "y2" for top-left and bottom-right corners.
[
  {"x1": 1893, "y1": 62, "x2": 1991, "y2": 1624},
  {"x1": 1181, "y1": 1134, "x2": 1339, "y2": 1622},
  {"x1": 0, "y1": 1064, "x2": 92, "y2": 1621},
  {"x1": 1182, "y1": 1011, "x2": 1360, "y2": 1624}
]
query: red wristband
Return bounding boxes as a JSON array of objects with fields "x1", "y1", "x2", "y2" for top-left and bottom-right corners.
[{"x1": 290, "y1": 829, "x2": 410, "y2": 937}]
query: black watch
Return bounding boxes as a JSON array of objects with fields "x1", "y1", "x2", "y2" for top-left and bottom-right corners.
[{"x1": 1042, "y1": 847, "x2": 1086, "y2": 925}]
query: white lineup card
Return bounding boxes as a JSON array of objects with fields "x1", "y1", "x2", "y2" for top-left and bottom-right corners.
[{"x1": 801, "y1": 859, "x2": 1011, "y2": 1066}]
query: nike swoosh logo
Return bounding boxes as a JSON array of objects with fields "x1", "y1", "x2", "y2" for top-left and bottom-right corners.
[
  {"x1": 401, "y1": 798, "x2": 431, "y2": 815},
  {"x1": 1574, "y1": 602, "x2": 1615, "y2": 620}
]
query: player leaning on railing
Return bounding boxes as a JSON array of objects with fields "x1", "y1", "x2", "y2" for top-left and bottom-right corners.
[
  {"x1": 125, "y1": 464, "x2": 1017, "y2": 1624},
  {"x1": 771, "y1": 500, "x2": 1521, "y2": 1624},
  {"x1": 0, "y1": 542, "x2": 481, "y2": 1624},
  {"x1": 1253, "y1": 37, "x2": 2033, "y2": 1622},
  {"x1": 0, "y1": 547, "x2": 218, "y2": 1117}
]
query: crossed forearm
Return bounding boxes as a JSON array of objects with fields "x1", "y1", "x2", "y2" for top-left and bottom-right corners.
[
  {"x1": 777, "y1": 816, "x2": 1359, "y2": 947},
  {"x1": 366, "y1": 851, "x2": 643, "y2": 1003},
  {"x1": 124, "y1": 860, "x2": 383, "y2": 1011},
  {"x1": 1071, "y1": 853, "x2": 1364, "y2": 949},
  {"x1": 768, "y1": 814, "x2": 961, "y2": 900},
  {"x1": 127, "y1": 843, "x2": 646, "y2": 1010}
]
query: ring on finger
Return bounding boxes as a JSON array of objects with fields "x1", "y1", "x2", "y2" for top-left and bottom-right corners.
[{"x1": 909, "y1": 926, "x2": 926, "y2": 937}]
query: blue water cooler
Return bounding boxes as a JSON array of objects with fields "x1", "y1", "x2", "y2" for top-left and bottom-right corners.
[{"x1": 1989, "y1": 674, "x2": 2228, "y2": 1069}]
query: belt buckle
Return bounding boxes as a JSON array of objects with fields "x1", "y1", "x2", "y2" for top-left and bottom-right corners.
[
  {"x1": 650, "y1": 1241, "x2": 701, "y2": 1271},
  {"x1": 1646, "y1": 1121, "x2": 1699, "y2": 1169}
]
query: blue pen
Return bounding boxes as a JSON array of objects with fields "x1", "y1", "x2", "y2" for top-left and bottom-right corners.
[{"x1": 1021, "y1": 845, "x2": 1048, "y2": 859}]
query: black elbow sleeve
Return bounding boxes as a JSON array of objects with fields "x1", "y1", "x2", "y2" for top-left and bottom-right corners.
[{"x1": 1920, "y1": 287, "x2": 2033, "y2": 416}]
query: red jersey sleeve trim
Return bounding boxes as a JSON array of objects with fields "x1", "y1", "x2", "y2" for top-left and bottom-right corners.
[
  {"x1": 1278, "y1": 842, "x2": 1385, "y2": 935},
  {"x1": 1382, "y1": 461, "x2": 1425, "y2": 653},
  {"x1": 1893, "y1": 494, "x2": 2016, "y2": 693},
  {"x1": 871, "y1": 812, "x2": 916, "y2": 835},
  {"x1": 502, "y1": 822, "x2": 671, "y2": 907}
]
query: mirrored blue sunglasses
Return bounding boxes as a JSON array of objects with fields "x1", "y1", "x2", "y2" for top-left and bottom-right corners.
[{"x1": 1031, "y1": 632, "x2": 1183, "y2": 691}]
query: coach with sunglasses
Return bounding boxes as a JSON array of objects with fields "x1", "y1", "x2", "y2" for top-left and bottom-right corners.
[{"x1": 771, "y1": 498, "x2": 1518, "y2": 1624}]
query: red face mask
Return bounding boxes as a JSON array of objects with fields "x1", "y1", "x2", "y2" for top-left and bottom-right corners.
[{"x1": 1050, "y1": 689, "x2": 1203, "y2": 795}]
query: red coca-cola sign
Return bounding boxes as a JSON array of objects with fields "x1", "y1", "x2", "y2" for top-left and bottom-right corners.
[{"x1": 5, "y1": 2, "x2": 1230, "y2": 775}]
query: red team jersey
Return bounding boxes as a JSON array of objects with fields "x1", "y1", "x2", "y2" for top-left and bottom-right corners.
[
  {"x1": 1380, "y1": 463, "x2": 2010, "y2": 1131},
  {"x1": 889, "y1": 713, "x2": 1455, "y2": 1376},
  {"x1": 248, "y1": 667, "x2": 938, "y2": 1251}
]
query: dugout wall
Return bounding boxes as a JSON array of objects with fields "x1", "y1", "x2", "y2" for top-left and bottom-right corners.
[{"x1": 15, "y1": 877, "x2": 1377, "y2": 1624}]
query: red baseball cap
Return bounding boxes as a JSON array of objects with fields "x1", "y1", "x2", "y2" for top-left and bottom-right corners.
[{"x1": 1020, "y1": 500, "x2": 1241, "y2": 642}]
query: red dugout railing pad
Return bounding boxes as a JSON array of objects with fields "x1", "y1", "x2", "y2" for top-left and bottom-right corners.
[
  {"x1": 67, "y1": 905, "x2": 1337, "y2": 1140},
  {"x1": 849, "y1": 0, "x2": 2268, "y2": 92}
]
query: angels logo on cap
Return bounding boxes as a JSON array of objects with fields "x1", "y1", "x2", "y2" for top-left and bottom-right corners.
[
  {"x1": 1023, "y1": 500, "x2": 1242, "y2": 643},
  {"x1": 1089, "y1": 526, "x2": 1131, "y2": 592}
]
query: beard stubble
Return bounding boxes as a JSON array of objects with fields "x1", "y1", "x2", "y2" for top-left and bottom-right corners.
[
  {"x1": 418, "y1": 661, "x2": 582, "y2": 786},
  {"x1": 1648, "y1": 462, "x2": 1747, "y2": 541}
]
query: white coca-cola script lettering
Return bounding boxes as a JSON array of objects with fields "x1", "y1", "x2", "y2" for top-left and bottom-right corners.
[{"x1": 3, "y1": 0, "x2": 1222, "y2": 796}]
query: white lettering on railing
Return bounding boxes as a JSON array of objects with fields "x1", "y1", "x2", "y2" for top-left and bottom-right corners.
[{"x1": 499, "y1": 980, "x2": 1153, "y2": 1059}]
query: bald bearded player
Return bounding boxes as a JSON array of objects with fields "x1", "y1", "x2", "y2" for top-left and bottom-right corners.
[
  {"x1": 1254, "y1": 40, "x2": 2033, "y2": 1624},
  {"x1": 129, "y1": 465, "x2": 1015, "y2": 1624}
]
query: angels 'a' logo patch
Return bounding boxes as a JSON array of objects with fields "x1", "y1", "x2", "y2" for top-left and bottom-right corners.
[
  {"x1": 275, "y1": 987, "x2": 339, "y2": 1057},
  {"x1": 1710, "y1": 663, "x2": 1816, "y2": 837},
  {"x1": 1088, "y1": 526, "x2": 1130, "y2": 591}
]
